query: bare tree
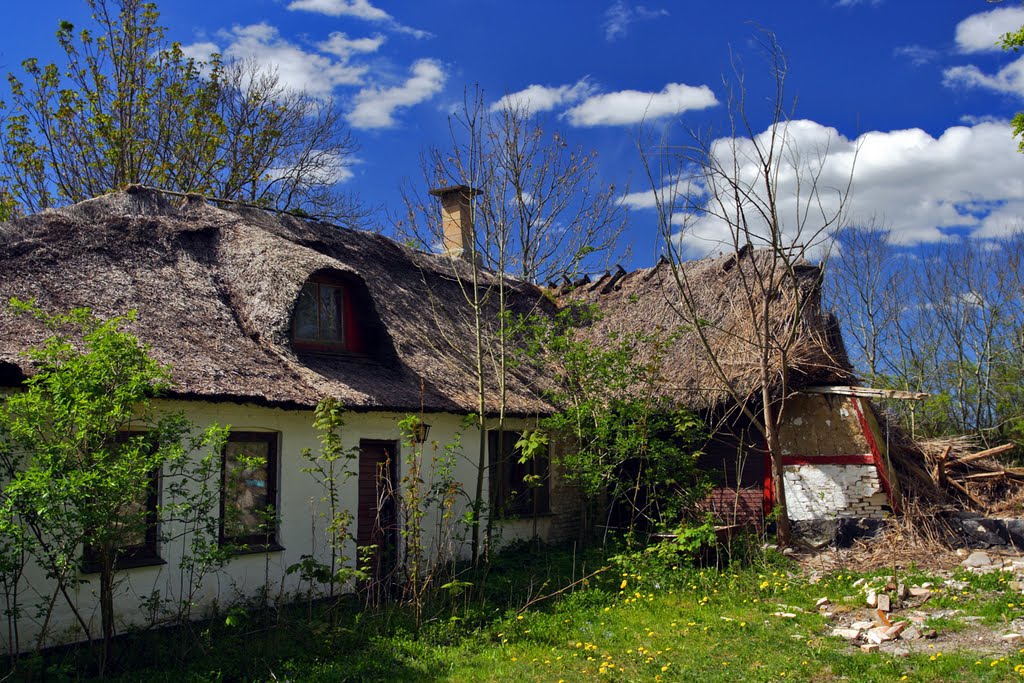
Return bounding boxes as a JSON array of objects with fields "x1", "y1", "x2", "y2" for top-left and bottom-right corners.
[
  {"x1": 641, "y1": 34, "x2": 853, "y2": 545},
  {"x1": 824, "y1": 220, "x2": 905, "y2": 386},
  {"x1": 397, "y1": 88, "x2": 627, "y2": 560},
  {"x1": 399, "y1": 88, "x2": 628, "y2": 284}
]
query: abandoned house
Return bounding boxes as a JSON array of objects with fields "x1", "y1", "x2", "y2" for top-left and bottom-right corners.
[
  {"x1": 0, "y1": 186, "x2": 901, "y2": 649},
  {"x1": 565, "y1": 248, "x2": 904, "y2": 529}
]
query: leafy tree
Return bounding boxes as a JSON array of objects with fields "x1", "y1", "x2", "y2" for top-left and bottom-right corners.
[
  {"x1": 0, "y1": 0, "x2": 363, "y2": 224},
  {"x1": 0, "y1": 300, "x2": 222, "y2": 672},
  {"x1": 522, "y1": 305, "x2": 708, "y2": 538}
]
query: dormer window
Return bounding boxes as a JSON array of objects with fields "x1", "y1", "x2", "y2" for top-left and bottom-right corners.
[
  {"x1": 294, "y1": 279, "x2": 346, "y2": 350},
  {"x1": 292, "y1": 274, "x2": 367, "y2": 353}
]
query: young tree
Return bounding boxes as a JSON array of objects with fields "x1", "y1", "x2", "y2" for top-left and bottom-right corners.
[
  {"x1": 398, "y1": 89, "x2": 626, "y2": 561},
  {"x1": 0, "y1": 301, "x2": 221, "y2": 671},
  {"x1": 641, "y1": 34, "x2": 853, "y2": 545},
  {"x1": 0, "y1": 0, "x2": 362, "y2": 224}
]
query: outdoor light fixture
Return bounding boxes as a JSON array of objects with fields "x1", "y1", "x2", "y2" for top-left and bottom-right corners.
[{"x1": 413, "y1": 422, "x2": 431, "y2": 444}]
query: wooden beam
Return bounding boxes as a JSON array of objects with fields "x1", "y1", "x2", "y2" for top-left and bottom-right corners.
[
  {"x1": 799, "y1": 386, "x2": 929, "y2": 401},
  {"x1": 952, "y1": 443, "x2": 1015, "y2": 466},
  {"x1": 948, "y1": 478, "x2": 989, "y2": 511}
]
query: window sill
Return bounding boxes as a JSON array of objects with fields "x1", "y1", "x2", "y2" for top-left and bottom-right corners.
[
  {"x1": 221, "y1": 542, "x2": 286, "y2": 556},
  {"x1": 81, "y1": 554, "x2": 167, "y2": 574},
  {"x1": 493, "y1": 510, "x2": 555, "y2": 521}
]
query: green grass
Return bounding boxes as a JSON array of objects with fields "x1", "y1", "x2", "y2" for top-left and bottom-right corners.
[{"x1": 11, "y1": 542, "x2": 1024, "y2": 682}]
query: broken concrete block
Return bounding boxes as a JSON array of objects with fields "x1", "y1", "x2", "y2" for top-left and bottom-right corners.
[
  {"x1": 866, "y1": 591, "x2": 878, "y2": 608},
  {"x1": 772, "y1": 612, "x2": 797, "y2": 619},
  {"x1": 896, "y1": 584, "x2": 909, "y2": 600},
  {"x1": 876, "y1": 594, "x2": 891, "y2": 612},
  {"x1": 923, "y1": 628, "x2": 938, "y2": 639},
  {"x1": 900, "y1": 626, "x2": 923, "y2": 641},
  {"x1": 865, "y1": 627, "x2": 893, "y2": 644},
  {"x1": 885, "y1": 622, "x2": 908, "y2": 639},
  {"x1": 831, "y1": 628, "x2": 862, "y2": 640},
  {"x1": 1002, "y1": 633, "x2": 1024, "y2": 644},
  {"x1": 860, "y1": 643, "x2": 879, "y2": 653},
  {"x1": 909, "y1": 587, "x2": 931, "y2": 598},
  {"x1": 816, "y1": 597, "x2": 831, "y2": 609},
  {"x1": 962, "y1": 550, "x2": 994, "y2": 568},
  {"x1": 851, "y1": 621, "x2": 875, "y2": 631},
  {"x1": 852, "y1": 578, "x2": 866, "y2": 588}
]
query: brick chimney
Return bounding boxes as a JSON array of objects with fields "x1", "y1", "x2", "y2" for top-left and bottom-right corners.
[{"x1": 429, "y1": 185, "x2": 481, "y2": 259}]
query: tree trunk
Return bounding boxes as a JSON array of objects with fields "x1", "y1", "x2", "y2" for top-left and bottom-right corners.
[{"x1": 762, "y1": 396, "x2": 792, "y2": 546}]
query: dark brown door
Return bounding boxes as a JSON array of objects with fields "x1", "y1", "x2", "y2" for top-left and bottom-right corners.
[{"x1": 358, "y1": 440, "x2": 398, "y2": 582}]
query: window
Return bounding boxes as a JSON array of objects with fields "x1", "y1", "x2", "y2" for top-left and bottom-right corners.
[
  {"x1": 488, "y1": 430, "x2": 550, "y2": 518},
  {"x1": 83, "y1": 432, "x2": 161, "y2": 572},
  {"x1": 294, "y1": 279, "x2": 347, "y2": 350},
  {"x1": 220, "y1": 432, "x2": 281, "y2": 551}
]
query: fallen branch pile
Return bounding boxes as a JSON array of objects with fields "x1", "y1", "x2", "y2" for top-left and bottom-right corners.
[{"x1": 898, "y1": 436, "x2": 1022, "y2": 514}]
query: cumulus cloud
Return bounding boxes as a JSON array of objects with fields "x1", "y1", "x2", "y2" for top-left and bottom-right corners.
[
  {"x1": 954, "y1": 6, "x2": 1024, "y2": 53},
  {"x1": 348, "y1": 59, "x2": 446, "y2": 129},
  {"x1": 944, "y1": 54, "x2": 1024, "y2": 97},
  {"x1": 564, "y1": 83, "x2": 717, "y2": 126},
  {"x1": 490, "y1": 79, "x2": 595, "y2": 113},
  {"x1": 187, "y1": 23, "x2": 371, "y2": 96},
  {"x1": 287, "y1": 0, "x2": 432, "y2": 39},
  {"x1": 626, "y1": 120, "x2": 1024, "y2": 257},
  {"x1": 604, "y1": 1, "x2": 669, "y2": 41}
]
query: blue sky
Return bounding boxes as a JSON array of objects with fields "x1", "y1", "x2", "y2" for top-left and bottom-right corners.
[{"x1": 4, "y1": 1, "x2": 1024, "y2": 268}]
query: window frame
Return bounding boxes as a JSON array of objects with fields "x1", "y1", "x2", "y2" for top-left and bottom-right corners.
[
  {"x1": 219, "y1": 431, "x2": 283, "y2": 553},
  {"x1": 292, "y1": 277, "x2": 348, "y2": 352},
  {"x1": 488, "y1": 430, "x2": 551, "y2": 519},
  {"x1": 82, "y1": 431, "x2": 163, "y2": 573}
]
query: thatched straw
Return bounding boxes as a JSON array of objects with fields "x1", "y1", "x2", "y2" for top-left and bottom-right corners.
[
  {"x1": 0, "y1": 187, "x2": 553, "y2": 414},
  {"x1": 563, "y1": 250, "x2": 854, "y2": 411}
]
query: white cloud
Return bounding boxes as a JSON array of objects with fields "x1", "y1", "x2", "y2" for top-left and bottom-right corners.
[
  {"x1": 490, "y1": 79, "x2": 595, "y2": 113},
  {"x1": 960, "y1": 114, "x2": 1009, "y2": 126},
  {"x1": 190, "y1": 23, "x2": 370, "y2": 96},
  {"x1": 287, "y1": 0, "x2": 432, "y2": 39},
  {"x1": 894, "y1": 44, "x2": 938, "y2": 67},
  {"x1": 348, "y1": 59, "x2": 446, "y2": 129},
  {"x1": 318, "y1": 32, "x2": 386, "y2": 58},
  {"x1": 628, "y1": 120, "x2": 1024, "y2": 257},
  {"x1": 564, "y1": 83, "x2": 717, "y2": 126},
  {"x1": 943, "y1": 54, "x2": 1024, "y2": 97},
  {"x1": 954, "y1": 6, "x2": 1024, "y2": 53},
  {"x1": 286, "y1": 0, "x2": 389, "y2": 20},
  {"x1": 604, "y1": 1, "x2": 669, "y2": 41},
  {"x1": 180, "y1": 41, "x2": 220, "y2": 63}
]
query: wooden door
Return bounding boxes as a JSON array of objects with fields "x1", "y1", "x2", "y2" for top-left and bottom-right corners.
[{"x1": 357, "y1": 440, "x2": 398, "y2": 582}]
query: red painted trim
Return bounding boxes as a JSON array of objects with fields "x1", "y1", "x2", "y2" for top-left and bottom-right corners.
[
  {"x1": 343, "y1": 287, "x2": 364, "y2": 353},
  {"x1": 782, "y1": 454, "x2": 875, "y2": 467},
  {"x1": 850, "y1": 396, "x2": 900, "y2": 513},
  {"x1": 762, "y1": 405, "x2": 775, "y2": 517}
]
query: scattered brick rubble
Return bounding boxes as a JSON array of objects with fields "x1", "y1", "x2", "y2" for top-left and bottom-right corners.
[{"x1": 825, "y1": 550, "x2": 1024, "y2": 653}]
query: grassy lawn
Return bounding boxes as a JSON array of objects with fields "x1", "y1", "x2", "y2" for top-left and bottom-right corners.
[{"x1": 15, "y1": 542, "x2": 1024, "y2": 682}]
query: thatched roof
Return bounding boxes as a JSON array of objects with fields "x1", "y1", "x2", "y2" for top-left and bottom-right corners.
[
  {"x1": 0, "y1": 187, "x2": 553, "y2": 414},
  {"x1": 563, "y1": 249, "x2": 854, "y2": 411}
]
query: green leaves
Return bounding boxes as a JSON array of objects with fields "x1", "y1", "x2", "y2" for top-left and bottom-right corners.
[{"x1": 0, "y1": 0, "x2": 361, "y2": 222}]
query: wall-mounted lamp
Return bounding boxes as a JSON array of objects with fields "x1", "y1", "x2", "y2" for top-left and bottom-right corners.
[{"x1": 413, "y1": 422, "x2": 431, "y2": 444}]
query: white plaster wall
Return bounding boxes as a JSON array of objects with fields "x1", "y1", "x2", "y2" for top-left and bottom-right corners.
[
  {"x1": 783, "y1": 464, "x2": 889, "y2": 521},
  {"x1": 3, "y1": 399, "x2": 545, "y2": 653}
]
